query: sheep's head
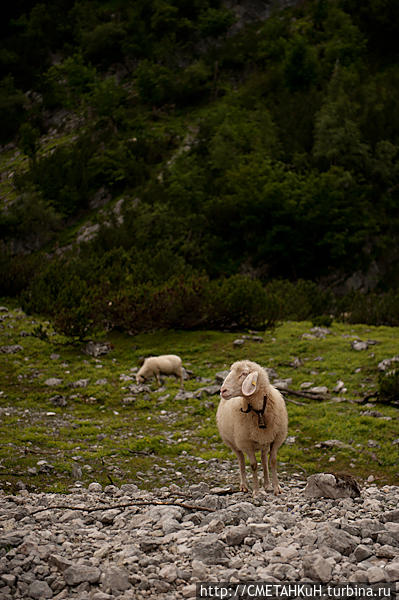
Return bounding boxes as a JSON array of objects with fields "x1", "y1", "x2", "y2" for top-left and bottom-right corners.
[
  {"x1": 220, "y1": 360, "x2": 268, "y2": 400},
  {"x1": 136, "y1": 374, "x2": 145, "y2": 384}
]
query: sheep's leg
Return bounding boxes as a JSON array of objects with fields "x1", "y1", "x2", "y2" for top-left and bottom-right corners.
[
  {"x1": 178, "y1": 370, "x2": 184, "y2": 389},
  {"x1": 246, "y1": 448, "x2": 260, "y2": 496},
  {"x1": 261, "y1": 446, "x2": 271, "y2": 490},
  {"x1": 234, "y1": 449, "x2": 249, "y2": 492},
  {"x1": 155, "y1": 371, "x2": 162, "y2": 387},
  {"x1": 269, "y1": 441, "x2": 282, "y2": 495}
]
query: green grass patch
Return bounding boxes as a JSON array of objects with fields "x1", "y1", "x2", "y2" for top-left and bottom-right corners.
[{"x1": 0, "y1": 307, "x2": 398, "y2": 493}]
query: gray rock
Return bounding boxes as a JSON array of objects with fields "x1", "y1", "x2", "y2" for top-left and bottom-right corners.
[
  {"x1": 367, "y1": 566, "x2": 386, "y2": 583},
  {"x1": 304, "y1": 473, "x2": 361, "y2": 498},
  {"x1": 303, "y1": 554, "x2": 333, "y2": 582},
  {"x1": 317, "y1": 524, "x2": 359, "y2": 555},
  {"x1": 28, "y1": 580, "x2": 53, "y2": 599},
  {"x1": 49, "y1": 554, "x2": 72, "y2": 572},
  {"x1": 354, "y1": 544, "x2": 373, "y2": 562},
  {"x1": 309, "y1": 386, "x2": 329, "y2": 394},
  {"x1": 376, "y1": 545, "x2": 399, "y2": 559},
  {"x1": 49, "y1": 395, "x2": 67, "y2": 407},
  {"x1": 385, "y1": 561, "x2": 399, "y2": 582},
  {"x1": 0, "y1": 533, "x2": 23, "y2": 548},
  {"x1": 72, "y1": 378, "x2": 90, "y2": 388},
  {"x1": 0, "y1": 344, "x2": 23, "y2": 353},
  {"x1": 233, "y1": 339, "x2": 245, "y2": 347},
  {"x1": 101, "y1": 566, "x2": 130, "y2": 592},
  {"x1": 44, "y1": 378, "x2": 63, "y2": 387},
  {"x1": 225, "y1": 525, "x2": 250, "y2": 546},
  {"x1": 273, "y1": 378, "x2": 292, "y2": 390},
  {"x1": 382, "y1": 509, "x2": 399, "y2": 523},
  {"x1": 215, "y1": 371, "x2": 230, "y2": 384},
  {"x1": 195, "y1": 385, "x2": 221, "y2": 398},
  {"x1": 85, "y1": 341, "x2": 112, "y2": 357},
  {"x1": 192, "y1": 534, "x2": 228, "y2": 565},
  {"x1": 1, "y1": 574, "x2": 16, "y2": 586},
  {"x1": 351, "y1": 340, "x2": 369, "y2": 351},
  {"x1": 378, "y1": 356, "x2": 399, "y2": 371},
  {"x1": 88, "y1": 482, "x2": 102, "y2": 493},
  {"x1": 159, "y1": 564, "x2": 178, "y2": 582},
  {"x1": 64, "y1": 565, "x2": 101, "y2": 586}
]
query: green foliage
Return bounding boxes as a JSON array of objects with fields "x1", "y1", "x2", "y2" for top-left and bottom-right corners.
[
  {"x1": 135, "y1": 60, "x2": 177, "y2": 106},
  {"x1": 18, "y1": 122, "x2": 40, "y2": 162},
  {"x1": 44, "y1": 54, "x2": 97, "y2": 110},
  {"x1": 378, "y1": 370, "x2": 399, "y2": 406},
  {"x1": 3, "y1": 0, "x2": 399, "y2": 332},
  {"x1": 343, "y1": 291, "x2": 399, "y2": 327},
  {"x1": 198, "y1": 7, "x2": 235, "y2": 37},
  {"x1": 0, "y1": 76, "x2": 26, "y2": 142}
]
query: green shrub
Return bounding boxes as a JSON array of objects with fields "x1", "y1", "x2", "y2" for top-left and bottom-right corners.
[
  {"x1": 264, "y1": 279, "x2": 334, "y2": 321},
  {"x1": 135, "y1": 60, "x2": 177, "y2": 106},
  {"x1": 343, "y1": 291, "x2": 399, "y2": 326},
  {"x1": 209, "y1": 275, "x2": 279, "y2": 330},
  {"x1": 378, "y1": 370, "x2": 399, "y2": 406},
  {"x1": 0, "y1": 76, "x2": 26, "y2": 143}
]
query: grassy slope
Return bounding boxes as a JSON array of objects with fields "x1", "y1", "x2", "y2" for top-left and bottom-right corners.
[{"x1": 0, "y1": 304, "x2": 398, "y2": 494}]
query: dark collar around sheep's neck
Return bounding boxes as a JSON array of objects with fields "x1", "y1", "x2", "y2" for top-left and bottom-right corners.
[{"x1": 240, "y1": 395, "x2": 267, "y2": 429}]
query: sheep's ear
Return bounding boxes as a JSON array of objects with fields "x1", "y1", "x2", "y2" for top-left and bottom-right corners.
[{"x1": 242, "y1": 371, "x2": 258, "y2": 396}]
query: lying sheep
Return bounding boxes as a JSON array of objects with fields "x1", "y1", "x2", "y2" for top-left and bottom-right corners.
[
  {"x1": 136, "y1": 354, "x2": 184, "y2": 388},
  {"x1": 217, "y1": 359, "x2": 288, "y2": 495}
]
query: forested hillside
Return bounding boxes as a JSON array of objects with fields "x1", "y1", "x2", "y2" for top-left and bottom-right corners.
[{"x1": 2, "y1": 0, "x2": 399, "y2": 337}]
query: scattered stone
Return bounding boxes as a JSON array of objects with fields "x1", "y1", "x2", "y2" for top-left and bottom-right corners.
[
  {"x1": 273, "y1": 378, "x2": 292, "y2": 390},
  {"x1": 0, "y1": 478, "x2": 397, "y2": 597},
  {"x1": 385, "y1": 561, "x2": 399, "y2": 582},
  {"x1": 300, "y1": 381, "x2": 314, "y2": 389},
  {"x1": 333, "y1": 380, "x2": 345, "y2": 392},
  {"x1": 316, "y1": 440, "x2": 354, "y2": 450},
  {"x1": 101, "y1": 566, "x2": 130, "y2": 592},
  {"x1": 64, "y1": 565, "x2": 101, "y2": 586},
  {"x1": 233, "y1": 339, "x2": 245, "y2": 347},
  {"x1": 304, "y1": 473, "x2": 361, "y2": 499},
  {"x1": 378, "y1": 356, "x2": 399, "y2": 371},
  {"x1": 192, "y1": 534, "x2": 229, "y2": 565},
  {"x1": 309, "y1": 386, "x2": 329, "y2": 394},
  {"x1": 0, "y1": 344, "x2": 23, "y2": 353},
  {"x1": 354, "y1": 544, "x2": 373, "y2": 561},
  {"x1": 71, "y1": 378, "x2": 90, "y2": 388},
  {"x1": 215, "y1": 371, "x2": 230, "y2": 384},
  {"x1": 351, "y1": 340, "x2": 369, "y2": 351},
  {"x1": 195, "y1": 384, "x2": 220, "y2": 398},
  {"x1": 28, "y1": 580, "x2": 53, "y2": 599},
  {"x1": 44, "y1": 378, "x2": 63, "y2": 387},
  {"x1": 49, "y1": 394, "x2": 67, "y2": 407},
  {"x1": 85, "y1": 341, "x2": 112, "y2": 357},
  {"x1": 303, "y1": 554, "x2": 332, "y2": 582}
]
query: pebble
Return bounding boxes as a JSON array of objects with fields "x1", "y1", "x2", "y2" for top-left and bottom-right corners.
[{"x1": 0, "y1": 479, "x2": 398, "y2": 598}]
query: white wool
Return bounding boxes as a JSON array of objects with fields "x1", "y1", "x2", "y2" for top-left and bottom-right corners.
[
  {"x1": 217, "y1": 359, "x2": 288, "y2": 495},
  {"x1": 136, "y1": 354, "x2": 184, "y2": 388}
]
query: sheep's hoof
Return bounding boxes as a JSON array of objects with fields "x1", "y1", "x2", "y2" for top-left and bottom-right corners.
[
  {"x1": 273, "y1": 485, "x2": 283, "y2": 495},
  {"x1": 239, "y1": 484, "x2": 249, "y2": 493}
]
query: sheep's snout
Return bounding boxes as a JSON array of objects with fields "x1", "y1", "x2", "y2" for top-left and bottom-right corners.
[{"x1": 220, "y1": 386, "x2": 231, "y2": 399}]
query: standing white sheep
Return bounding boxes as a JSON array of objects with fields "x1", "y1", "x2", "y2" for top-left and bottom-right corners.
[
  {"x1": 136, "y1": 354, "x2": 184, "y2": 388},
  {"x1": 217, "y1": 359, "x2": 288, "y2": 495}
]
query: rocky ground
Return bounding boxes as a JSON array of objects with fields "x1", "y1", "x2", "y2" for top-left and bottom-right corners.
[{"x1": 0, "y1": 476, "x2": 398, "y2": 600}]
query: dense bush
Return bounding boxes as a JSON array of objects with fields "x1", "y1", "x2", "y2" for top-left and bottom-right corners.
[
  {"x1": 3, "y1": 0, "x2": 399, "y2": 336},
  {"x1": 378, "y1": 370, "x2": 399, "y2": 406}
]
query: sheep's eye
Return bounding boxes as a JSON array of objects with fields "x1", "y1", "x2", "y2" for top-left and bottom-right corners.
[{"x1": 240, "y1": 372, "x2": 249, "y2": 379}]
